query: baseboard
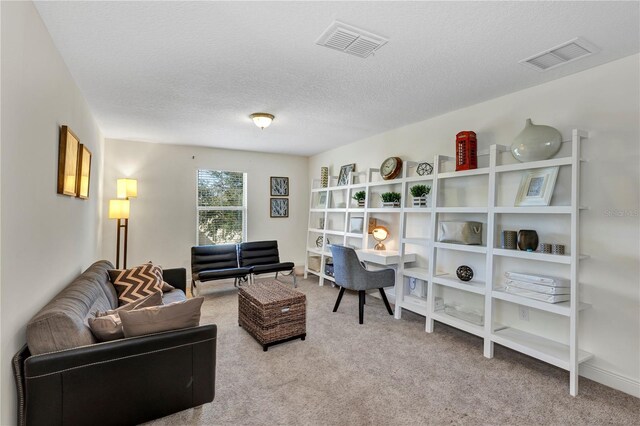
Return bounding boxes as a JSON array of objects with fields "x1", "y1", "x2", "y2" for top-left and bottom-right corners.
[{"x1": 580, "y1": 363, "x2": 640, "y2": 398}]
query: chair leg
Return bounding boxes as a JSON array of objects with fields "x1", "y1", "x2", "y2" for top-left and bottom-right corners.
[
  {"x1": 359, "y1": 291, "x2": 365, "y2": 324},
  {"x1": 333, "y1": 287, "x2": 345, "y2": 312},
  {"x1": 379, "y1": 288, "x2": 393, "y2": 315}
]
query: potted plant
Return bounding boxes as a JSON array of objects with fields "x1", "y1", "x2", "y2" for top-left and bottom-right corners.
[
  {"x1": 410, "y1": 184, "x2": 431, "y2": 207},
  {"x1": 352, "y1": 190, "x2": 366, "y2": 208},
  {"x1": 381, "y1": 192, "x2": 401, "y2": 208}
]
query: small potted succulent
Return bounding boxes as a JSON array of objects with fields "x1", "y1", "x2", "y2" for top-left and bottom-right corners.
[
  {"x1": 352, "y1": 190, "x2": 366, "y2": 208},
  {"x1": 381, "y1": 192, "x2": 402, "y2": 208},
  {"x1": 410, "y1": 184, "x2": 431, "y2": 207}
]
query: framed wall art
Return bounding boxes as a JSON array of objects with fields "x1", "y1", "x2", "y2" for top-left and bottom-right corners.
[
  {"x1": 349, "y1": 217, "x2": 364, "y2": 233},
  {"x1": 337, "y1": 163, "x2": 356, "y2": 186},
  {"x1": 76, "y1": 144, "x2": 92, "y2": 199},
  {"x1": 270, "y1": 176, "x2": 289, "y2": 196},
  {"x1": 270, "y1": 198, "x2": 289, "y2": 218},
  {"x1": 515, "y1": 167, "x2": 559, "y2": 206},
  {"x1": 57, "y1": 125, "x2": 80, "y2": 196}
]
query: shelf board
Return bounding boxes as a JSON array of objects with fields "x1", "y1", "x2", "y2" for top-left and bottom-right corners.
[
  {"x1": 326, "y1": 208, "x2": 347, "y2": 213},
  {"x1": 493, "y1": 206, "x2": 572, "y2": 214},
  {"x1": 306, "y1": 269, "x2": 321, "y2": 277},
  {"x1": 402, "y1": 237, "x2": 430, "y2": 245},
  {"x1": 307, "y1": 248, "x2": 330, "y2": 256},
  {"x1": 326, "y1": 186, "x2": 348, "y2": 191},
  {"x1": 492, "y1": 290, "x2": 592, "y2": 315},
  {"x1": 405, "y1": 175, "x2": 434, "y2": 183},
  {"x1": 345, "y1": 232, "x2": 364, "y2": 238},
  {"x1": 348, "y1": 208, "x2": 365, "y2": 214},
  {"x1": 437, "y1": 168, "x2": 490, "y2": 179},
  {"x1": 433, "y1": 274, "x2": 486, "y2": 295},
  {"x1": 367, "y1": 208, "x2": 402, "y2": 213},
  {"x1": 309, "y1": 208, "x2": 325, "y2": 213},
  {"x1": 403, "y1": 207, "x2": 432, "y2": 213},
  {"x1": 491, "y1": 327, "x2": 593, "y2": 371},
  {"x1": 324, "y1": 230, "x2": 344, "y2": 236},
  {"x1": 493, "y1": 248, "x2": 572, "y2": 264},
  {"x1": 403, "y1": 267, "x2": 429, "y2": 281},
  {"x1": 311, "y1": 188, "x2": 329, "y2": 193},
  {"x1": 308, "y1": 228, "x2": 324, "y2": 233},
  {"x1": 495, "y1": 157, "x2": 572, "y2": 173},
  {"x1": 431, "y1": 311, "x2": 484, "y2": 337},
  {"x1": 401, "y1": 295, "x2": 428, "y2": 316},
  {"x1": 435, "y1": 207, "x2": 488, "y2": 214},
  {"x1": 368, "y1": 179, "x2": 402, "y2": 187},
  {"x1": 434, "y1": 242, "x2": 487, "y2": 254},
  {"x1": 321, "y1": 274, "x2": 336, "y2": 282}
]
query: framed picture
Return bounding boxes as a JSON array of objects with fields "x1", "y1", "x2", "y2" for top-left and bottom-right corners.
[
  {"x1": 337, "y1": 163, "x2": 356, "y2": 186},
  {"x1": 270, "y1": 176, "x2": 289, "y2": 196},
  {"x1": 515, "y1": 167, "x2": 559, "y2": 206},
  {"x1": 76, "y1": 144, "x2": 92, "y2": 199},
  {"x1": 317, "y1": 192, "x2": 327, "y2": 207},
  {"x1": 349, "y1": 217, "x2": 364, "y2": 233},
  {"x1": 57, "y1": 125, "x2": 80, "y2": 196},
  {"x1": 270, "y1": 198, "x2": 289, "y2": 218},
  {"x1": 368, "y1": 218, "x2": 377, "y2": 234}
]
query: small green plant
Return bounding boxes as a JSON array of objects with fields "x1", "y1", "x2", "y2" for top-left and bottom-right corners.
[
  {"x1": 352, "y1": 191, "x2": 366, "y2": 201},
  {"x1": 381, "y1": 192, "x2": 402, "y2": 203},
  {"x1": 410, "y1": 184, "x2": 431, "y2": 198}
]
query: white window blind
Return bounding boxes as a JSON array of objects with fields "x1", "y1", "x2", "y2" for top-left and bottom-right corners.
[{"x1": 197, "y1": 170, "x2": 247, "y2": 245}]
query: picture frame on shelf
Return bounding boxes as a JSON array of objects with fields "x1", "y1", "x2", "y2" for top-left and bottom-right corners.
[
  {"x1": 76, "y1": 144, "x2": 92, "y2": 199},
  {"x1": 367, "y1": 218, "x2": 377, "y2": 234},
  {"x1": 270, "y1": 176, "x2": 289, "y2": 196},
  {"x1": 270, "y1": 198, "x2": 289, "y2": 218},
  {"x1": 514, "y1": 167, "x2": 559, "y2": 206},
  {"x1": 349, "y1": 217, "x2": 364, "y2": 233},
  {"x1": 317, "y1": 192, "x2": 327, "y2": 207},
  {"x1": 57, "y1": 125, "x2": 80, "y2": 196},
  {"x1": 337, "y1": 163, "x2": 356, "y2": 186}
]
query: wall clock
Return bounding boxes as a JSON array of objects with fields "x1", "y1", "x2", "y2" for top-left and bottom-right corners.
[{"x1": 380, "y1": 157, "x2": 403, "y2": 180}]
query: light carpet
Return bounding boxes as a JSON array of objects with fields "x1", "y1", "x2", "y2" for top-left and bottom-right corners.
[{"x1": 147, "y1": 278, "x2": 639, "y2": 425}]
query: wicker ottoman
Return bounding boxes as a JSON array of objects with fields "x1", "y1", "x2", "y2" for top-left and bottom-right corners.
[{"x1": 238, "y1": 281, "x2": 306, "y2": 351}]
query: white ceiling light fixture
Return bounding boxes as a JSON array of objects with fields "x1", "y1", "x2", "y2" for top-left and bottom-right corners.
[{"x1": 250, "y1": 112, "x2": 275, "y2": 129}]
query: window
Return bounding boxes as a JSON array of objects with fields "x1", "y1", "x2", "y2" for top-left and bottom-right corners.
[{"x1": 197, "y1": 169, "x2": 247, "y2": 245}]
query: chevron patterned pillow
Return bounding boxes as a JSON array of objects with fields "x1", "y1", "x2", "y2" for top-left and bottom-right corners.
[{"x1": 108, "y1": 263, "x2": 164, "y2": 306}]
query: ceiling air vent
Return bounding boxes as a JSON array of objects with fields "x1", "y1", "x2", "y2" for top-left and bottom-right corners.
[
  {"x1": 316, "y1": 21, "x2": 388, "y2": 58},
  {"x1": 520, "y1": 37, "x2": 599, "y2": 72}
]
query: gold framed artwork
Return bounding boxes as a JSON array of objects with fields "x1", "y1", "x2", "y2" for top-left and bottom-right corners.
[
  {"x1": 76, "y1": 144, "x2": 92, "y2": 199},
  {"x1": 57, "y1": 125, "x2": 80, "y2": 196}
]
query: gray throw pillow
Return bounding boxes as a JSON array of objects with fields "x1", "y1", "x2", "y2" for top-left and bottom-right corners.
[
  {"x1": 89, "y1": 292, "x2": 163, "y2": 341},
  {"x1": 119, "y1": 297, "x2": 204, "y2": 338}
]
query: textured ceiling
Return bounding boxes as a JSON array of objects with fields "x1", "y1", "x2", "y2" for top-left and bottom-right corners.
[{"x1": 34, "y1": 1, "x2": 639, "y2": 156}]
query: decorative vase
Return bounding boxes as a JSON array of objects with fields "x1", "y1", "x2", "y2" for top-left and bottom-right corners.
[
  {"x1": 320, "y1": 167, "x2": 329, "y2": 188},
  {"x1": 456, "y1": 265, "x2": 474, "y2": 282},
  {"x1": 510, "y1": 119, "x2": 562, "y2": 162},
  {"x1": 412, "y1": 196, "x2": 427, "y2": 207},
  {"x1": 517, "y1": 230, "x2": 539, "y2": 252}
]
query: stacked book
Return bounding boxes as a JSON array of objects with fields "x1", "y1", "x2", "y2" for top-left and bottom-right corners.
[{"x1": 502, "y1": 272, "x2": 570, "y2": 304}]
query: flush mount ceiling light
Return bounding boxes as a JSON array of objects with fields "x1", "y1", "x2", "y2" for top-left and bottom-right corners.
[{"x1": 250, "y1": 113, "x2": 274, "y2": 129}]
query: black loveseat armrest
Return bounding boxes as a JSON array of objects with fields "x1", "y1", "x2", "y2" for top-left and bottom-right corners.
[
  {"x1": 163, "y1": 267, "x2": 187, "y2": 293},
  {"x1": 17, "y1": 325, "x2": 216, "y2": 426}
]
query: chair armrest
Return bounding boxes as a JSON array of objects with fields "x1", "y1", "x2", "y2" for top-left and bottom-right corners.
[{"x1": 163, "y1": 267, "x2": 187, "y2": 292}]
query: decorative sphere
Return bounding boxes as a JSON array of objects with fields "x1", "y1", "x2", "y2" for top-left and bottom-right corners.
[{"x1": 456, "y1": 265, "x2": 474, "y2": 282}]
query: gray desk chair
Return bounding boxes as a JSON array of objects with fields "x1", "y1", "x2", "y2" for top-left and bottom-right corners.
[{"x1": 329, "y1": 244, "x2": 395, "y2": 324}]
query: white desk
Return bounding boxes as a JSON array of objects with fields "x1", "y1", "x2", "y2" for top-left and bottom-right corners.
[{"x1": 356, "y1": 249, "x2": 416, "y2": 266}]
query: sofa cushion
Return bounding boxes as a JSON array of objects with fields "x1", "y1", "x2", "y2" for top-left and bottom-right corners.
[
  {"x1": 196, "y1": 267, "x2": 251, "y2": 282},
  {"x1": 81, "y1": 260, "x2": 119, "y2": 309},
  {"x1": 26, "y1": 261, "x2": 115, "y2": 355},
  {"x1": 161, "y1": 289, "x2": 187, "y2": 305},
  {"x1": 119, "y1": 297, "x2": 204, "y2": 338},
  {"x1": 108, "y1": 263, "x2": 163, "y2": 306},
  {"x1": 89, "y1": 292, "x2": 163, "y2": 342},
  {"x1": 251, "y1": 262, "x2": 295, "y2": 275}
]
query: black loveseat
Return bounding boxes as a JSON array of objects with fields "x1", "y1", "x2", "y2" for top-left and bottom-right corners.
[
  {"x1": 191, "y1": 240, "x2": 295, "y2": 294},
  {"x1": 12, "y1": 261, "x2": 216, "y2": 426}
]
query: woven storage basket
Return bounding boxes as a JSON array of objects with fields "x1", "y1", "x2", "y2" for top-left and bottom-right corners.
[{"x1": 238, "y1": 281, "x2": 306, "y2": 350}]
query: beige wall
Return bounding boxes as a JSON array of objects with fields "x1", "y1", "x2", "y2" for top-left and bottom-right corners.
[
  {"x1": 309, "y1": 54, "x2": 640, "y2": 396},
  {"x1": 0, "y1": 2, "x2": 105, "y2": 424},
  {"x1": 101, "y1": 139, "x2": 309, "y2": 275}
]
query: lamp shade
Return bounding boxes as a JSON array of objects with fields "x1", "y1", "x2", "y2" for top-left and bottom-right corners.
[
  {"x1": 117, "y1": 178, "x2": 138, "y2": 199},
  {"x1": 372, "y1": 225, "x2": 390, "y2": 250},
  {"x1": 109, "y1": 199, "x2": 130, "y2": 219},
  {"x1": 250, "y1": 113, "x2": 274, "y2": 129}
]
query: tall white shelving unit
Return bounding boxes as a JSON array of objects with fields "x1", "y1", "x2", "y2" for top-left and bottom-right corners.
[{"x1": 305, "y1": 129, "x2": 590, "y2": 395}]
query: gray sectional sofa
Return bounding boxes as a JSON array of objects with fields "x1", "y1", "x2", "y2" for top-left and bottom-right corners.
[{"x1": 12, "y1": 260, "x2": 216, "y2": 426}]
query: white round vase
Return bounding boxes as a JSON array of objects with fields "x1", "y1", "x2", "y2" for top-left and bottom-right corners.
[{"x1": 510, "y1": 119, "x2": 562, "y2": 162}]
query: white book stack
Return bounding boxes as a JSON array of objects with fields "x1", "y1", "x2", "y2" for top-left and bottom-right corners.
[{"x1": 502, "y1": 272, "x2": 571, "y2": 304}]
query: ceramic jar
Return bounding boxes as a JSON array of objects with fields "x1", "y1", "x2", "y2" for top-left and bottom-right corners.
[
  {"x1": 518, "y1": 230, "x2": 539, "y2": 252},
  {"x1": 511, "y1": 119, "x2": 562, "y2": 162}
]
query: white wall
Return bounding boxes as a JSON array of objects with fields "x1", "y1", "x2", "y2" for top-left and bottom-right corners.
[
  {"x1": 309, "y1": 54, "x2": 640, "y2": 395},
  {"x1": 0, "y1": 2, "x2": 105, "y2": 424},
  {"x1": 101, "y1": 139, "x2": 308, "y2": 275}
]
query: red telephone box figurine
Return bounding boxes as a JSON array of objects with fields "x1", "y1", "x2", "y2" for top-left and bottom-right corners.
[{"x1": 456, "y1": 131, "x2": 477, "y2": 171}]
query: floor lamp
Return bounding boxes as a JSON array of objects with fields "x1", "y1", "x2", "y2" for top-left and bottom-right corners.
[
  {"x1": 112, "y1": 178, "x2": 138, "y2": 269},
  {"x1": 109, "y1": 199, "x2": 130, "y2": 269}
]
